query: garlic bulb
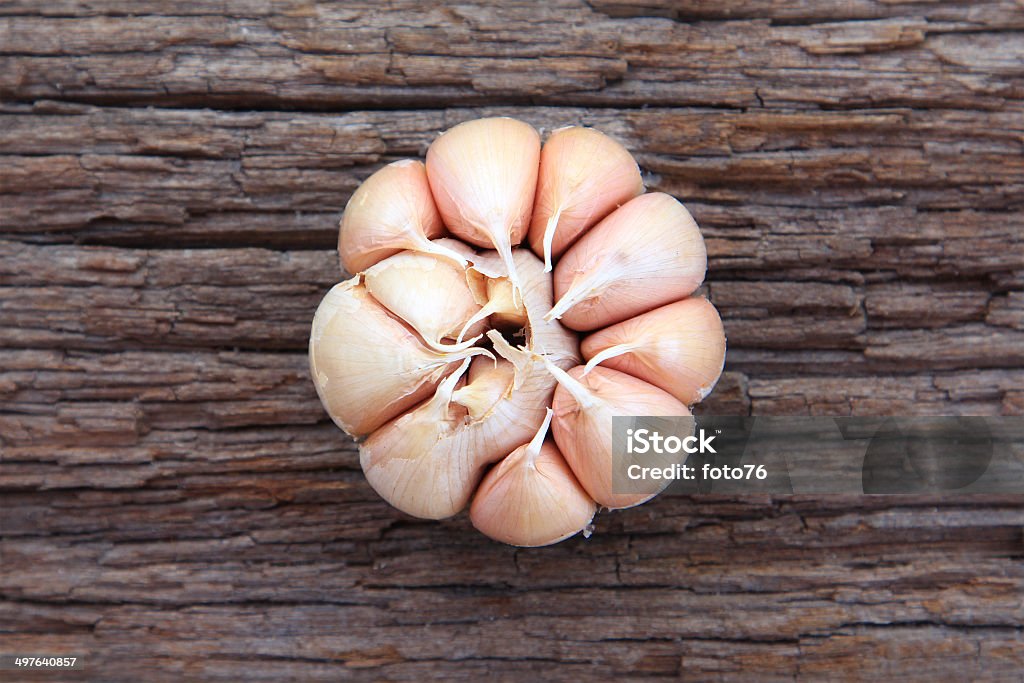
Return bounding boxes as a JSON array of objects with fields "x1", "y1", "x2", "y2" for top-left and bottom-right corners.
[
  {"x1": 311, "y1": 117, "x2": 724, "y2": 545},
  {"x1": 426, "y1": 117, "x2": 540, "y2": 297},
  {"x1": 338, "y1": 159, "x2": 468, "y2": 274},
  {"x1": 471, "y1": 409, "x2": 597, "y2": 547},
  {"x1": 547, "y1": 192, "x2": 707, "y2": 331},
  {"x1": 528, "y1": 126, "x2": 644, "y2": 271},
  {"x1": 582, "y1": 297, "x2": 727, "y2": 405}
]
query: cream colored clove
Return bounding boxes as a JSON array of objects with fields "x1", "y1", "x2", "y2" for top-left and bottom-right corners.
[
  {"x1": 338, "y1": 159, "x2": 469, "y2": 274},
  {"x1": 581, "y1": 297, "x2": 726, "y2": 405},
  {"x1": 528, "y1": 126, "x2": 644, "y2": 272},
  {"x1": 544, "y1": 359, "x2": 692, "y2": 510},
  {"x1": 470, "y1": 408, "x2": 597, "y2": 547},
  {"x1": 547, "y1": 192, "x2": 707, "y2": 331},
  {"x1": 425, "y1": 117, "x2": 540, "y2": 300}
]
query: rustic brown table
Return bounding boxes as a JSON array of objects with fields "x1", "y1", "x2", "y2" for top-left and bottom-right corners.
[{"x1": 2, "y1": 1, "x2": 1023, "y2": 680}]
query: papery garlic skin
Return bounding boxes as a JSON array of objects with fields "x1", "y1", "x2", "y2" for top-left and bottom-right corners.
[
  {"x1": 582, "y1": 297, "x2": 726, "y2": 405},
  {"x1": 425, "y1": 117, "x2": 540, "y2": 295},
  {"x1": 309, "y1": 278, "x2": 485, "y2": 437},
  {"x1": 528, "y1": 127, "x2": 644, "y2": 272},
  {"x1": 363, "y1": 250, "x2": 484, "y2": 350},
  {"x1": 548, "y1": 364, "x2": 692, "y2": 510},
  {"x1": 548, "y1": 192, "x2": 707, "y2": 331},
  {"x1": 471, "y1": 409, "x2": 597, "y2": 547},
  {"x1": 359, "y1": 358, "x2": 475, "y2": 520},
  {"x1": 338, "y1": 160, "x2": 466, "y2": 274}
]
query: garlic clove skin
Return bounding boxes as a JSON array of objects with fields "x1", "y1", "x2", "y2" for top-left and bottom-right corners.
[
  {"x1": 363, "y1": 250, "x2": 484, "y2": 351},
  {"x1": 471, "y1": 408, "x2": 597, "y2": 547},
  {"x1": 425, "y1": 117, "x2": 540, "y2": 297},
  {"x1": 547, "y1": 192, "x2": 707, "y2": 331},
  {"x1": 338, "y1": 159, "x2": 468, "y2": 275},
  {"x1": 432, "y1": 236, "x2": 478, "y2": 262},
  {"x1": 581, "y1": 297, "x2": 726, "y2": 405},
  {"x1": 546, "y1": 362, "x2": 692, "y2": 510},
  {"x1": 528, "y1": 126, "x2": 644, "y2": 272},
  {"x1": 463, "y1": 248, "x2": 509, "y2": 280},
  {"x1": 359, "y1": 358, "x2": 476, "y2": 520},
  {"x1": 309, "y1": 277, "x2": 486, "y2": 438}
]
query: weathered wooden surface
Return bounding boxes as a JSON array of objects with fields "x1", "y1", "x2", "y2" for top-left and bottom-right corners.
[{"x1": 1, "y1": 1, "x2": 1023, "y2": 680}]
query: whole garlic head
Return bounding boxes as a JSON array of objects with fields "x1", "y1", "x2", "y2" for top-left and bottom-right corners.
[{"x1": 312, "y1": 117, "x2": 726, "y2": 546}]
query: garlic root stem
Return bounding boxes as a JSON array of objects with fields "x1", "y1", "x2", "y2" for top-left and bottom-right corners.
[
  {"x1": 525, "y1": 407, "x2": 554, "y2": 465},
  {"x1": 414, "y1": 234, "x2": 469, "y2": 267},
  {"x1": 583, "y1": 343, "x2": 638, "y2": 375},
  {"x1": 541, "y1": 208, "x2": 562, "y2": 273},
  {"x1": 545, "y1": 268, "x2": 614, "y2": 322},
  {"x1": 489, "y1": 228, "x2": 522, "y2": 308},
  {"x1": 423, "y1": 333, "x2": 483, "y2": 354},
  {"x1": 539, "y1": 355, "x2": 599, "y2": 410},
  {"x1": 455, "y1": 303, "x2": 497, "y2": 344}
]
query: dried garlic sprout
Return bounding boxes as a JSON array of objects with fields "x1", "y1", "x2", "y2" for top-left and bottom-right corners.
[{"x1": 311, "y1": 117, "x2": 726, "y2": 547}]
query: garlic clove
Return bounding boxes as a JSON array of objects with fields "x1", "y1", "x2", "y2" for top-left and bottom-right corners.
[
  {"x1": 547, "y1": 192, "x2": 707, "y2": 331},
  {"x1": 363, "y1": 250, "x2": 484, "y2": 351},
  {"x1": 425, "y1": 117, "x2": 541, "y2": 299},
  {"x1": 455, "y1": 275, "x2": 527, "y2": 343},
  {"x1": 309, "y1": 277, "x2": 488, "y2": 437},
  {"x1": 581, "y1": 297, "x2": 726, "y2": 405},
  {"x1": 528, "y1": 126, "x2": 644, "y2": 272},
  {"x1": 470, "y1": 408, "x2": 597, "y2": 547},
  {"x1": 451, "y1": 356, "x2": 516, "y2": 421},
  {"x1": 359, "y1": 357, "x2": 476, "y2": 519},
  {"x1": 544, "y1": 361, "x2": 691, "y2": 510},
  {"x1": 338, "y1": 159, "x2": 468, "y2": 275},
  {"x1": 485, "y1": 277, "x2": 529, "y2": 330}
]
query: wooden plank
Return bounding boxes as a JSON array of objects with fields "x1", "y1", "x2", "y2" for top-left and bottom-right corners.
[
  {"x1": 1, "y1": 2, "x2": 1022, "y2": 109},
  {"x1": 2, "y1": 2, "x2": 1023, "y2": 680},
  {"x1": 2, "y1": 105, "x2": 1022, "y2": 250}
]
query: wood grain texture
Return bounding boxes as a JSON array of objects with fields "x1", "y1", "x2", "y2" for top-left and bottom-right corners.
[{"x1": 1, "y1": 1, "x2": 1023, "y2": 680}]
